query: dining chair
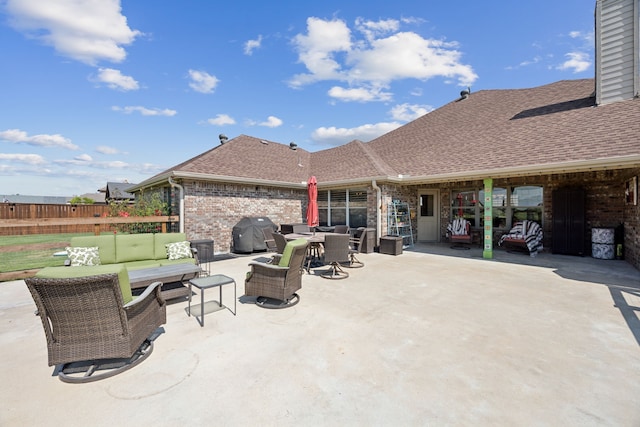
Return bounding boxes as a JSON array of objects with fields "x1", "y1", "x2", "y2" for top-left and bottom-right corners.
[
  {"x1": 333, "y1": 225, "x2": 349, "y2": 234},
  {"x1": 320, "y1": 233, "x2": 350, "y2": 279},
  {"x1": 347, "y1": 227, "x2": 366, "y2": 268}
]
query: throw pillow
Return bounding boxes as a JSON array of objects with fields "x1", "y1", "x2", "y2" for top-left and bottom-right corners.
[
  {"x1": 66, "y1": 246, "x2": 101, "y2": 266},
  {"x1": 166, "y1": 241, "x2": 193, "y2": 260}
]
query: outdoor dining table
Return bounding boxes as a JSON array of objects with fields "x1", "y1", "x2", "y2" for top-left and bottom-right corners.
[{"x1": 284, "y1": 232, "x2": 327, "y2": 271}]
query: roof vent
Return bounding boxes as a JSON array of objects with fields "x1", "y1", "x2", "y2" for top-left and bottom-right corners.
[
  {"x1": 289, "y1": 142, "x2": 297, "y2": 150},
  {"x1": 460, "y1": 87, "x2": 471, "y2": 99},
  {"x1": 219, "y1": 134, "x2": 228, "y2": 144},
  {"x1": 260, "y1": 139, "x2": 269, "y2": 145}
]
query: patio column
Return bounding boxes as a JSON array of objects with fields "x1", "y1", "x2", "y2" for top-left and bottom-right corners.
[{"x1": 483, "y1": 178, "x2": 493, "y2": 259}]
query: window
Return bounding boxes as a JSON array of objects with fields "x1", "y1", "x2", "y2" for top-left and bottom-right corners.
[
  {"x1": 420, "y1": 194, "x2": 434, "y2": 217},
  {"x1": 318, "y1": 189, "x2": 368, "y2": 227},
  {"x1": 510, "y1": 186, "x2": 543, "y2": 224},
  {"x1": 348, "y1": 190, "x2": 368, "y2": 228},
  {"x1": 450, "y1": 190, "x2": 478, "y2": 226},
  {"x1": 454, "y1": 185, "x2": 543, "y2": 229}
]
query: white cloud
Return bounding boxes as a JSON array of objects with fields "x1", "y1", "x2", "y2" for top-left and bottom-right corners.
[
  {"x1": 112, "y1": 106, "x2": 177, "y2": 116},
  {"x1": 290, "y1": 17, "x2": 352, "y2": 86},
  {"x1": 96, "y1": 145, "x2": 121, "y2": 155},
  {"x1": 55, "y1": 158, "x2": 130, "y2": 169},
  {"x1": 74, "y1": 153, "x2": 93, "y2": 162},
  {"x1": 0, "y1": 153, "x2": 47, "y2": 164},
  {"x1": 557, "y1": 52, "x2": 591, "y2": 73},
  {"x1": 311, "y1": 122, "x2": 402, "y2": 146},
  {"x1": 245, "y1": 116, "x2": 283, "y2": 128},
  {"x1": 351, "y1": 33, "x2": 476, "y2": 85},
  {"x1": 188, "y1": 69, "x2": 219, "y2": 93},
  {"x1": 328, "y1": 86, "x2": 392, "y2": 102},
  {"x1": 4, "y1": 0, "x2": 141, "y2": 65},
  {"x1": 390, "y1": 103, "x2": 433, "y2": 121},
  {"x1": 0, "y1": 128, "x2": 79, "y2": 150},
  {"x1": 569, "y1": 30, "x2": 594, "y2": 44},
  {"x1": 207, "y1": 114, "x2": 236, "y2": 126},
  {"x1": 355, "y1": 17, "x2": 399, "y2": 42},
  {"x1": 244, "y1": 35, "x2": 263, "y2": 55},
  {"x1": 260, "y1": 116, "x2": 283, "y2": 128},
  {"x1": 94, "y1": 68, "x2": 139, "y2": 91},
  {"x1": 289, "y1": 17, "x2": 477, "y2": 99}
]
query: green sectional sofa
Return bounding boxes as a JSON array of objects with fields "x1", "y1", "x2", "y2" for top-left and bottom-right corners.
[
  {"x1": 37, "y1": 233, "x2": 200, "y2": 300},
  {"x1": 67, "y1": 232, "x2": 197, "y2": 270}
]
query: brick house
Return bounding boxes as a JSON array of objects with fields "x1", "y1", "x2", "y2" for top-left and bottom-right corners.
[{"x1": 130, "y1": 0, "x2": 640, "y2": 269}]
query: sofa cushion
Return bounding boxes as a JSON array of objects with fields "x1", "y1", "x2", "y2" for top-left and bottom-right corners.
[
  {"x1": 115, "y1": 234, "x2": 155, "y2": 263},
  {"x1": 66, "y1": 246, "x2": 101, "y2": 266},
  {"x1": 36, "y1": 264, "x2": 133, "y2": 305},
  {"x1": 166, "y1": 241, "x2": 193, "y2": 260},
  {"x1": 70, "y1": 235, "x2": 117, "y2": 265},
  {"x1": 153, "y1": 233, "x2": 187, "y2": 260}
]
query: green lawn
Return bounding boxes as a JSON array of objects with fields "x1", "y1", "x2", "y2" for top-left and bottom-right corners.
[{"x1": 0, "y1": 233, "x2": 96, "y2": 272}]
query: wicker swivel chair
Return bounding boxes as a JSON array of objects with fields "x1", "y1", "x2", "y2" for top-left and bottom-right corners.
[
  {"x1": 347, "y1": 227, "x2": 367, "y2": 268},
  {"x1": 245, "y1": 238, "x2": 309, "y2": 308},
  {"x1": 25, "y1": 273, "x2": 166, "y2": 383},
  {"x1": 262, "y1": 227, "x2": 277, "y2": 252},
  {"x1": 321, "y1": 233, "x2": 351, "y2": 279}
]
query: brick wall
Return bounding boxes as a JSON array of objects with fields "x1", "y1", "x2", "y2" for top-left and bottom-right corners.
[
  {"x1": 182, "y1": 180, "x2": 306, "y2": 253},
  {"x1": 177, "y1": 168, "x2": 640, "y2": 270},
  {"x1": 378, "y1": 168, "x2": 640, "y2": 270}
]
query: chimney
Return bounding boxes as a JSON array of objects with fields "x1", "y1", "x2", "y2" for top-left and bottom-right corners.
[{"x1": 595, "y1": 0, "x2": 640, "y2": 105}]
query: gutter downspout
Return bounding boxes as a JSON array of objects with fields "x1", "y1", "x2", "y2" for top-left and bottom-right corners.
[
  {"x1": 371, "y1": 180, "x2": 381, "y2": 246},
  {"x1": 168, "y1": 177, "x2": 184, "y2": 233}
]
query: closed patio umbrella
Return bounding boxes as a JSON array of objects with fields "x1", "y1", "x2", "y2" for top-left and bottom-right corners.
[{"x1": 306, "y1": 176, "x2": 319, "y2": 230}]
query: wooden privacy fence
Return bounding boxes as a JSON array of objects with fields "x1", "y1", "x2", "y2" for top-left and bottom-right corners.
[
  {"x1": 1, "y1": 216, "x2": 180, "y2": 235},
  {"x1": 1, "y1": 203, "x2": 178, "y2": 235}
]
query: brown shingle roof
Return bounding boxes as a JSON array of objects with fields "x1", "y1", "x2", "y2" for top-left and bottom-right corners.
[
  {"x1": 367, "y1": 79, "x2": 640, "y2": 179},
  {"x1": 156, "y1": 135, "x2": 312, "y2": 185},
  {"x1": 138, "y1": 79, "x2": 640, "y2": 189},
  {"x1": 310, "y1": 140, "x2": 395, "y2": 183}
]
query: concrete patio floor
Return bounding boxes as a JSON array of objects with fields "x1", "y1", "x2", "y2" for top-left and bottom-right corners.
[{"x1": 2, "y1": 244, "x2": 640, "y2": 426}]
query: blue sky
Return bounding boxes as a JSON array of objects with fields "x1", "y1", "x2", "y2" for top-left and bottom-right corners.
[{"x1": 0, "y1": 0, "x2": 595, "y2": 197}]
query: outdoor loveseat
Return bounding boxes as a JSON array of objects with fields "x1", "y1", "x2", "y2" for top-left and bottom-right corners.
[
  {"x1": 498, "y1": 220, "x2": 544, "y2": 257},
  {"x1": 37, "y1": 232, "x2": 200, "y2": 299}
]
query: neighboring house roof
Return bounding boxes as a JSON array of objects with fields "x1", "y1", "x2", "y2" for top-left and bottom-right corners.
[
  {"x1": 104, "y1": 182, "x2": 136, "y2": 200},
  {"x1": 78, "y1": 193, "x2": 106, "y2": 204},
  {"x1": 133, "y1": 78, "x2": 640, "y2": 191},
  {"x1": 1, "y1": 195, "x2": 70, "y2": 204}
]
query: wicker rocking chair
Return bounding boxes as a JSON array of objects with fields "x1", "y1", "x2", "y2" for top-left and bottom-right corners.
[{"x1": 25, "y1": 272, "x2": 166, "y2": 383}]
